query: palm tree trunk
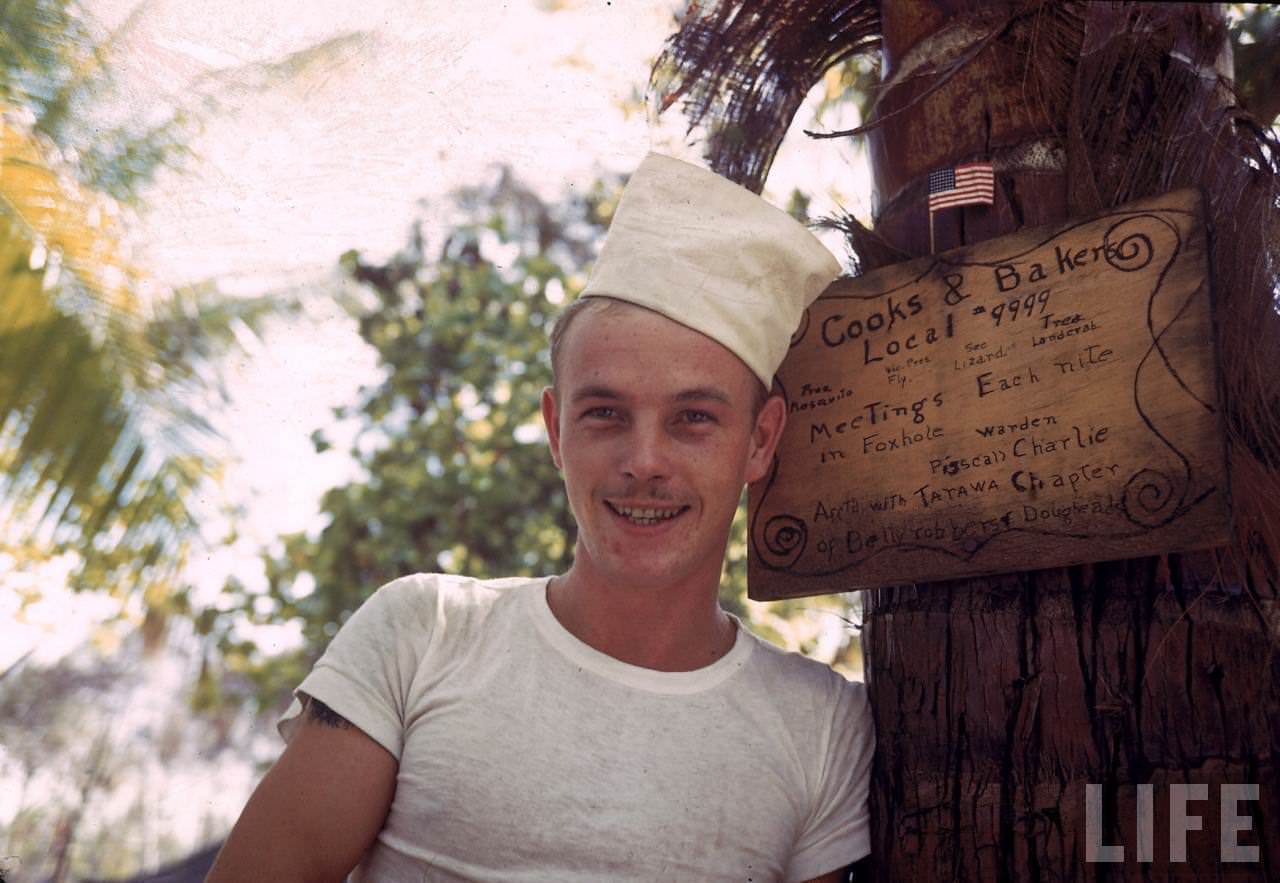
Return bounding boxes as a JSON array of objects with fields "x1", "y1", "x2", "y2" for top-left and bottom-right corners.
[
  {"x1": 650, "y1": 1, "x2": 1279, "y2": 876},
  {"x1": 861, "y1": 3, "x2": 1279, "y2": 879}
]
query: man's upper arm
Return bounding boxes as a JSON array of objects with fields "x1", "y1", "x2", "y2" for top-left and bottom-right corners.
[
  {"x1": 798, "y1": 855, "x2": 870, "y2": 883},
  {"x1": 797, "y1": 870, "x2": 846, "y2": 883},
  {"x1": 206, "y1": 697, "x2": 398, "y2": 882}
]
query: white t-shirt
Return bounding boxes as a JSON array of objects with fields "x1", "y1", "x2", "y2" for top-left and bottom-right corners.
[{"x1": 279, "y1": 573, "x2": 873, "y2": 882}]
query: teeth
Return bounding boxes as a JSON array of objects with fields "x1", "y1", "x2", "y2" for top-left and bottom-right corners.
[{"x1": 611, "y1": 503, "x2": 683, "y2": 524}]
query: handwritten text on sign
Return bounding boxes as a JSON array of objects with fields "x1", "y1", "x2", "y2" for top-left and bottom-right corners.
[{"x1": 749, "y1": 189, "x2": 1228, "y2": 600}]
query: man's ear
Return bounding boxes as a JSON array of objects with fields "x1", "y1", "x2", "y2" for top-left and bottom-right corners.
[
  {"x1": 744, "y1": 394, "x2": 786, "y2": 484},
  {"x1": 541, "y1": 386, "x2": 564, "y2": 470}
]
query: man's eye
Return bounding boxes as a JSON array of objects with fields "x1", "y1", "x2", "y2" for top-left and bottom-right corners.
[
  {"x1": 582, "y1": 406, "x2": 618, "y2": 420},
  {"x1": 680, "y1": 410, "x2": 715, "y2": 424}
]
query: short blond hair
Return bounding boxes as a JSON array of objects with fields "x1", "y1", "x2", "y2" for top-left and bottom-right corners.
[{"x1": 548, "y1": 296, "x2": 770, "y2": 415}]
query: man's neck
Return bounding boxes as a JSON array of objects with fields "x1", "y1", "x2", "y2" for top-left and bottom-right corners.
[{"x1": 546, "y1": 568, "x2": 736, "y2": 672}]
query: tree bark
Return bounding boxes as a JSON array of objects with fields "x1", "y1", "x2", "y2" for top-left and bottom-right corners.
[{"x1": 861, "y1": 3, "x2": 1279, "y2": 880}]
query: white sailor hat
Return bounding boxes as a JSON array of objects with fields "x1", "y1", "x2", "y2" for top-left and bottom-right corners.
[{"x1": 580, "y1": 152, "x2": 841, "y2": 388}]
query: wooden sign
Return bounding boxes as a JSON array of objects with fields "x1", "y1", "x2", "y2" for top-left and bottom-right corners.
[{"x1": 749, "y1": 189, "x2": 1229, "y2": 600}]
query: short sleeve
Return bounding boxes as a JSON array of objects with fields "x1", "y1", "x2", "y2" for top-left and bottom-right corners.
[
  {"x1": 277, "y1": 574, "x2": 441, "y2": 760},
  {"x1": 784, "y1": 675, "x2": 875, "y2": 882}
]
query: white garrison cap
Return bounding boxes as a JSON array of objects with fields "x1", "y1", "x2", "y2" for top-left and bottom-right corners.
[{"x1": 581, "y1": 152, "x2": 841, "y2": 387}]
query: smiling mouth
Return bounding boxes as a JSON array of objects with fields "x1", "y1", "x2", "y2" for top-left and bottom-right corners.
[{"x1": 606, "y1": 501, "x2": 689, "y2": 526}]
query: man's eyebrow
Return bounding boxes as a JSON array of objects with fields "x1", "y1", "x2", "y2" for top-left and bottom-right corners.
[
  {"x1": 674, "y1": 386, "x2": 733, "y2": 405},
  {"x1": 569, "y1": 384, "x2": 622, "y2": 403},
  {"x1": 568, "y1": 385, "x2": 733, "y2": 405}
]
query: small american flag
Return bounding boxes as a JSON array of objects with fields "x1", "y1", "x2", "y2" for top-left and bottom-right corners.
[{"x1": 928, "y1": 162, "x2": 995, "y2": 213}]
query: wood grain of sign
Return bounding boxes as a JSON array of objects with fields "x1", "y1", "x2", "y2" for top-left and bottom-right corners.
[{"x1": 748, "y1": 189, "x2": 1229, "y2": 600}]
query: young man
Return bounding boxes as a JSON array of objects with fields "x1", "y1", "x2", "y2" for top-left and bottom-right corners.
[{"x1": 207, "y1": 153, "x2": 873, "y2": 882}]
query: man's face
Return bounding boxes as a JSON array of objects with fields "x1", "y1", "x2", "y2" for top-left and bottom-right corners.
[{"x1": 541, "y1": 302, "x2": 785, "y2": 597}]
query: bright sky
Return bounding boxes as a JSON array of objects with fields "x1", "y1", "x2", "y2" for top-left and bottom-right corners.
[
  {"x1": 93, "y1": 0, "x2": 682, "y2": 285},
  {"x1": 4, "y1": 0, "x2": 869, "y2": 666}
]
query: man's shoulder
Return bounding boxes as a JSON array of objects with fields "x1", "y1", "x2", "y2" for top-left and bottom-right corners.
[
  {"x1": 370, "y1": 571, "x2": 545, "y2": 620},
  {"x1": 739, "y1": 628, "x2": 869, "y2": 708},
  {"x1": 327, "y1": 571, "x2": 547, "y2": 669},
  {"x1": 735, "y1": 632, "x2": 874, "y2": 791}
]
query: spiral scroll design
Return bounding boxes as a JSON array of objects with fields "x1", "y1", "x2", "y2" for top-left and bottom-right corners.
[
  {"x1": 1121, "y1": 468, "x2": 1182, "y2": 528},
  {"x1": 759, "y1": 514, "x2": 808, "y2": 569},
  {"x1": 1102, "y1": 218, "x2": 1155, "y2": 273}
]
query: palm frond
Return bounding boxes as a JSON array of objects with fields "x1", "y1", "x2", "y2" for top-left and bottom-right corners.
[
  {"x1": 0, "y1": 109, "x2": 139, "y2": 315},
  {"x1": 649, "y1": 0, "x2": 881, "y2": 193}
]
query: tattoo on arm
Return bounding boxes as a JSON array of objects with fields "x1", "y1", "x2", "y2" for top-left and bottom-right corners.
[{"x1": 306, "y1": 697, "x2": 354, "y2": 730}]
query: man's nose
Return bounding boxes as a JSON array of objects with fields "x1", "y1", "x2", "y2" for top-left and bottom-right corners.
[{"x1": 620, "y1": 420, "x2": 672, "y2": 482}]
